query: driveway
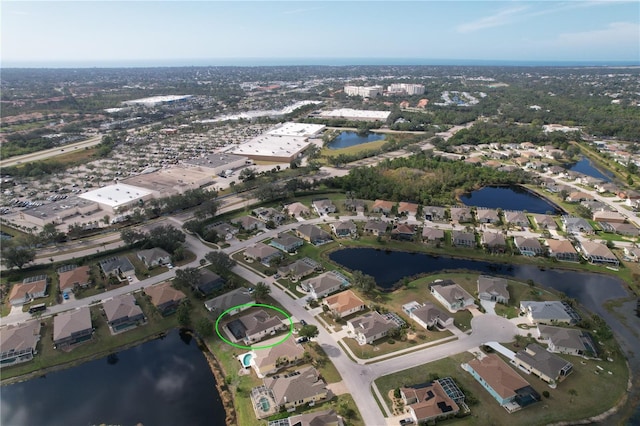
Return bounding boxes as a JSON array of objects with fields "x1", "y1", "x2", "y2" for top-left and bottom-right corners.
[{"x1": 480, "y1": 299, "x2": 497, "y2": 315}]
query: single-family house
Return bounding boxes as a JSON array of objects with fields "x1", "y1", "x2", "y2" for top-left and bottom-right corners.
[
  {"x1": 323, "y1": 290, "x2": 366, "y2": 319},
  {"x1": 102, "y1": 294, "x2": 145, "y2": 333},
  {"x1": 226, "y1": 309, "x2": 285, "y2": 343},
  {"x1": 372, "y1": 199, "x2": 395, "y2": 215},
  {"x1": 250, "y1": 336, "x2": 304, "y2": 378},
  {"x1": 58, "y1": 265, "x2": 91, "y2": 295},
  {"x1": 400, "y1": 379, "x2": 461, "y2": 424},
  {"x1": 607, "y1": 222, "x2": 640, "y2": 237},
  {"x1": 347, "y1": 311, "x2": 399, "y2": 345},
  {"x1": 144, "y1": 281, "x2": 186, "y2": 316},
  {"x1": 430, "y1": 281, "x2": 475, "y2": 313},
  {"x1": 463, "y1": 354, "x2": 540, "y2": 411},
  {"x1": 546, "y1": 239, "x2": 579, "y2": 262},
  {"x1": 253, "y1": 207, "x2": 286, "y2": 224},
  {"x1": 476, "y1": 209, "x2": 500, "y2": 224},
  {"x1": 194, "y1": 269, "x2": 226, "y2": 296},
  {"x1": 205, "y1": 222, "x2": 239, "y2": 241},
  {"x1": 398, "y1": 202, "x2": 419, "y2": 216},
  {"x1": 269, "y1": 410, "x2": 342, "y2": 426},
  {"x1": 536, "y1": 325, "x2": 598, "y2": 357},
  {"x1": 244, "y1": 243, "x2": 283, "y2": 265},
  {"x1": 424, "y1": 206, "x2": 447, "y2": 222},
  {"x1": 450, "y1": 207, "x2": 472, "y2": 223},
  {"x1": 296, "y1": 224, "x2": 332, "y2": 245},
  {"x1": 477, "y1": 275, "x2": 510, "y2": 304},
  {"x1": 330, "y1": 220, "x2": 357, "y2": 238},
  {"x1": 422, "y1": 226, "x2": 445, "y2": 243},
  {"x1": 520, "y1": 301, "x2": 579, "y2": 325},
  {"x1": 566, "y1": 191, "x2": 593, "y2": 203},
  {"x1": 99, "y1": 256, "x2": 135, "y2": 277},
  {"x1": 391, "y1": 223, "x2": 415, "y2": 241},
  {"x1": 402, "y1": 301, "x2": 453, "y2": 329},
  {"x1": 300, "y1": 271, "x2": 348, "y2": 300},
  {"x1": 593, "y1": 210, "x2": 626, "y2": 224},
  {"x1": 8, "y1": 275, "x2": 49, "y2": 306},
  {"x1": 562, "y1": 216, "x2": 594, "y2": 234},
  {"x1": 513, "y1": 344, "x2": 573, "y2": 384},
  {"x1": 204, "y1": 288, "x2": 253, "y2": 316},
  {"x1": 481, "y1": 232, "x2": 506, "y2": 252},
  {"x1": 363, "y1": 220, "x2": 388, "y2": 236},
  {"x1": 452, "y1": 230, "x2": 476, "y2": 248},
  {"x1": 624, "y1": 246, "x2": 640, "y2": 262},
  {"x1": 312, "y1": 199, "x2": 336, "y2": 215},
  {"x1": 270, "y1": 233, "x2": 304, "y2": 253},
  {"x1": 284, "y1": 202, "x2": 310, "y2": 218},
  {"x1": 136, "y1": 247, "x2": 171, "y2": 268},
  {"x1": 0, "y1": 321, "x2": 41, "y2": 367},
  {"x1": 504, "y1": 211, "x2": 529, "y2": 228},
  {"x1": 278, "y1": 258, "x2": 320, "y2": 281},
  {"x1": 262, "y1": 366, "x2": 330, "y2": 410},
  {"x1": 232, "y1": 215, "x2": 266, "y2": 231},
  {"x1": 531, "y1": 214, "x2": 557, "y2": 230},
  {"x1": 344, "y1": 198, "x2": 366, "y2": 213},
  {"x1": 53, "y1": 307, "x2": 93, "y2": 348},
  {"x1": 578, "y1": 241, "x2": 619, "y2": 266},
  {"x1": 514, "y1": 237, "x2": 544, "y2": 256}
]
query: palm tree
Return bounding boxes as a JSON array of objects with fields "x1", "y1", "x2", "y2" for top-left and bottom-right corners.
[{"x1": 253, "y1": 282, "x2": 271, "y2": 303}]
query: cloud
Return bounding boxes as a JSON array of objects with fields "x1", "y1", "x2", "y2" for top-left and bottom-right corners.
[
  {"x1": 556, "y1": 21, "x2": 640, "y2": 47},
  {"x1": 456, "y1": 5, "x2": 530, "y2": 33}
]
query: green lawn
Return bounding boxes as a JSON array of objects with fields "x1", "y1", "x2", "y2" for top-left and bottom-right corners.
[
  {"x1": 342, "y1": 327, "x2": 453, "y2": 360},
  {"x1": 375, "y1": 350, "x2": 629, "y2": 426}
]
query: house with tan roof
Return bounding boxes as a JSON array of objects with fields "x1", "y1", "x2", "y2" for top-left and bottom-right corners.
[
  {"x1": 278, "y1": 258, "x2": 321, "y2": 281},
  {"x1": 398, "y1": 202, "x2": 419, "y2": 216},
  {"x1": 423, "y1": 206, "x2": 447, "y2": 222},
  {"x1": 264, "y1": 366, "x2": 330, "y2": 410},
  {"x1": 477, "y1": 275, "x2": 509, "y2": 304},
  {"x1": 536, "y1": 325, "x2": 598, "y2": 357},
  {"x1": 532, "y1": 214, "x2": 557, "y2": 230},
  {"x1": 102, "y1": 294, "x2": 145, "y2": 333},
  {"x1": 430, "y1": 281, "x2": 475, "y2": 313},
  {"x1": 504, "y1": 211, "x2": 529, "y2": 227},
  {"x1": 391, "y1": 223, "x2": 415, "y2": 241},
  {"x1": 144, "y1": 281, "x2": 186, "y2": 316},
  {"x1": 481, "y1": 232, "x2": 506, "y2": 252},
  {"x1": 422, "y1": 226, "x2": 445, "y2": 243},
  {"x1": 8, "y1": 275, "x2": 49, "y2": 306},
  {"x1": 546, "y1": 239, "x2": 579, "y2": 262},
  {"x1": 593, "y1": 210, "x2": 626, "y2": 224},
  {"x1": 58, "y1": 265, "x2": 91, "y2": 295},
  {"x1": 476, "y1": 208, "x2": 500, "y2": 224},
  {"x1": 300, "y1": 271, "x2": 348, "y2": 300},
  {"x1": 372, "y1": 199, "x2": 395, "y2": 214},
  {"x1": 0, "y1": 321, "x2": 41, "y2": 367},
  {"x1": 463, "y1": 354, "x2": 540, "y2": 412},
  {"x1": 136, "y1": 247, "x2": 171, "y2": 268},
  {"x1": 232, "y1": 215, "x2": 266, "y2": 231},
  {"x1": 322, "y1": 290, "x2": 366, "y2": 318},
  {"x1": 363, "y1": 220, "x2": 388, "y2": 236},
  {"x1": 578, "y1": 240, "x2": 619, "y2": 266},
  {"x1": 244, "y1": 242, "x2": 283, "y2": 265},
  {"x1": 514, "y1": 237, "x2": 544, "y2": 256},
  {"x1": 514, "y1": 344, "x2": 573, "y2": 384},
  {"x1": 53, "y1": 307, "x2": 93, "y2": 348},
  {"x1": 250, "y1": 336, "x2": 304, "y2": 378},
  {"x1": 450, "y1": 207, "x2": 472, "y2": 223},
  {"x1": 400, "y1": 379, "x2": 462, "y2": 424},
  {"x1": 268, "y1": 410, "x2": 343, "y2": 426},
  {"x1": 296, "y1": 224, "x2": 332, "y2": 245},
  {"x1": 284, "y1": 202, "x2": 310, "y2": 218},
  {"x1": 346, "y1": 311, "x2": 399, "y2": 345},
  {"x1": 312, "y1": 199, "x2": 336, "y2": 215}
]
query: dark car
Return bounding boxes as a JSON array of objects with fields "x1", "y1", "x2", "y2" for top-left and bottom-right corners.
[{"x1": 300, "y1": 319, "x2": 307, "y2": 326}]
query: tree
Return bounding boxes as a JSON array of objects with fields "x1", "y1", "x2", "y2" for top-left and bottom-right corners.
[
  {"x1": 195, "y1": 317, "x2": 213, "y2": 337},
  {"x1": 174, "y1": 267, "x2": 201, "y2": 290},
  {"x1": 239, "y1": 167, "x2": 257, "y2": 182},
  {"x1": 1, "y1": 243, "x2": 36, "y2": 269},
  {"x1": 148, "y1": 225, "x2": 186, "y2": 254},
  {"x1": 253, "y1": 282, "x2": 271, "y2": 303},
  {"x1": 299, "y1": 324, "x2": 319, "y2": 339},
  {"x1": 176, "y1": 302, "x2": 191, "y2": 327},
  {"x1": 205, "y1": 251, "x2": 236, "y2": 274},
  {"x1": 513, "y1": 334, "x2": 526, "y2": 348},
  {"x1": 121, "y1": 228, "x2": 146, "y2": 246},
  {"x1": 351, "y1": 270, "x2": 376, "y2": 293},
  {"x1": 40, "y1": 223, "x2": 65, "y2": 245}
]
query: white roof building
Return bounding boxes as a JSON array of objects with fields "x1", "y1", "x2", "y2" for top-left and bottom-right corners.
[
  {"x1": 123, "y1": 95, "x2": 192, "y2": 107},
  {"x1": 265, "y1": 122, "x2": 325, "y2": 138},
  {"x1": 317, "y1": 108, "x2": 391, "y2": 122},
  {"x1": 78, "y1": 183, "x2": 153, "y2": 214}
]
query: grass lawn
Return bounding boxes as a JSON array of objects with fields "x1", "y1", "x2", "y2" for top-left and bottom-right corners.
[
  {"x1": 495, "y1": 279, "x2": 559, "y2": 318},
  {"x1": 375, "y1": 350, "x2": 629, "y2": 426},
  {"x1": 342, "y1": 327, "x2": 453, "y2": 360},
  {"x1": 320, "y1": 139, "x2": 387, "y2": 158},
  {"x1": 305, "y1": 342, "x2": 342, "y2": 383}
]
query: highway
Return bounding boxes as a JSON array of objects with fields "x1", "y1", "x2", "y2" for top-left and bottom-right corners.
[{"x1": 0, "y1": 135, "x2": 103, "y2": 168}]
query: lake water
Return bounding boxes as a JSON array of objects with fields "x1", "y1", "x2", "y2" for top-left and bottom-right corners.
[
  {"x1": 568, "y1": 157, "x2": 613, "y2": 182},
  {"x1": 460, "y1": 186, "x2": 562, "y2": 214},
  {"x1": 327, "y1": 131, "x2": 385, "y2": 149},
  {"x1": 0, "y1": 329, "x2": 226, "y2": 426}
]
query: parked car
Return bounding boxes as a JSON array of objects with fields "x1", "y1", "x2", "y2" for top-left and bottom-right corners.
[
  {"x1": 63, "y1": 293, "x2": 69, "y2": 300},
  {"x1": 167, "y1": 263, "x2": 174, "y2": 269},
  {"x1": 296, "y1": 336, "x2": 309, "y2": 344},
  {"x1": 300, "y1": 319, "x2": 307, "y2": 326}
]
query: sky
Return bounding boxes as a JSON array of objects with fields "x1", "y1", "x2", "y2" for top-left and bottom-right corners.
[{"x1": 2, "y1": 1, "x2": 639, "y2": 67}]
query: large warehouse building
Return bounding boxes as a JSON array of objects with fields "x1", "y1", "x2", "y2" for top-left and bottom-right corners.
[
  {"x1": 230, "y1": 122, "x2": 325, "y2": 163},
  {"x1": 317, "y1": 108, "x2": 391, "y2": 122},
  {"x1": 78, "y1": 183, "x2": 154, "y2": 215},
  {"x1": 122, "y1": 166, "x2": 218, "y2": 196}
]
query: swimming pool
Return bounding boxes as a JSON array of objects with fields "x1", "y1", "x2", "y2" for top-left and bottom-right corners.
[
  {"x1": 258, "y1": 396, "x2": 270, "y2": 412},
  {"x1": 238, "y1": 352, "x2": 253, "y2": 368}
]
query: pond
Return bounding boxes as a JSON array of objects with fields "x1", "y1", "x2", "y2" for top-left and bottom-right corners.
[
  {"x1": 568, "y1": 157, "x2": 613, "y2": 182},
  {"x1": 327, "y1": 131, "x2": 385, "y2": 149},
  {"x1": 0, "y1": 329, "x2": 226, "y2": 426},
  {"x1": 460, "y1": 185, "x2": 562, "y2": 215}
]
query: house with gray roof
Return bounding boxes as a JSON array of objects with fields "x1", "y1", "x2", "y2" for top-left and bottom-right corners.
[
  {"x1": 263, "y1": 366, "x2": 330, "y2": 411},
  {"x1": 270, "y1": 233, "x2": 304, "y2": 253},
  {"x1": 232, "y1": 215, "x2": 266, "y2": 231},
  {"x1": 300, "y1": 271, "x2": 348, "y2": 300},
  {"x1": 481, "y1": 232, "x2": 506, "y2": 252},
  {"x1": 296, "y1": 224, "x2": 332, "y2": 245},
  {"x1": 0, "y1": 321, "x2": 41, "y2": 367},
  {"x1": 520, "y1": 301, "x2": 579, "y2": 325},
  {"x1": 562, "y1": 216, "x2": 594, "y2": 234},
  {"x1": 363, "y1": 220, "x2": 388, "y2": 236},
  {"x1": 99, "y1": 256, "x2": 135, "y2": 277},
  {"x1": 430, "y1": 281, "x2": 475, "y2": 313},
  {"x1": 330, "y1": 220, "x2": 357, "y2": 238},
  {"x1": 607, "y1": 222, "x2": 640, "y2": 237},
  {"x1": 477, "y1": 276, "x2": 509, "y2": 304},
  {"x1": 53, "y1": 307, "x2": 93, "y2": 348},
  {"x1": 312, "y1": 199, "x2": 336, "y2": 215},
  {"x1": 102, "y1": 294, "x2": 145, "y2": 333},
  {"x1": 253, "y1": 207, "x2": 286, "y2": 224},
  {"x1": 532, "y1": 214, "x2": 557, "y2": 230},
  {"x1": 450, "y1": 207, "x2": 472, "y2": 223},
  {"x1": 268, "y1": 410, "x2": 342, "y2": 426},
  {"x1": 546, "y1": 239, "x2": 579, "y2": 262},
  {"x1": 422, "y1": 226, "x2": 445, "y2": 243},
  {"x1": 514, "y1": 237, "x2": 544, "y2": 256},
  {"x1": 403, "y1": 301, "x2": 453, "y2": 329},
  {"x1": 194, "y1": 269, "x2": 226, "y2": 296},
  {"x1": 536, "y1": 325, "x2": 598, "y2": 357},
  {"x1": 205, "y1": 222, "x2": 239, "y2": 241},
  {"x1": 244, "y1": 242, "x2": 283, "y2": 265},
  {"x1": 504, "y1": 211, "x2": 529, "y2": 227},
  {"x1": 204, "y1": 288, "x2": 253, "y2": 316},
  {"x1": 452, "y1": 230, "x2": 476, "y2": 248},
  {"x1": 424, "y1": 206, "x2": 447, "y2": 222},
  {"x1": 136, "y1": 247, "x2": 171, "y2": 268},
  {"x1": 227, "y1": 309, "x2": 285, "y2": 344},
  {"x1": 347, "y1": 311, "x2": 399, "y2": 345},
  {"x1": 476, "y1": 208, "x2": 500, "y2": 224},
  {"x1": 513, "y1": 344, "x2": 573, "y2": 384},
  {"x1": 278, "y1": 258, "x2": 321, "y2": 281}
]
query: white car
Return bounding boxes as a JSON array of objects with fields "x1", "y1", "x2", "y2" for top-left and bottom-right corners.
[{"x1": 167, "y1": 264, "x2": 174, "y2": 269}]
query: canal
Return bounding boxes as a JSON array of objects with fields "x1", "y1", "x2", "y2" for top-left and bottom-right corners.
[
  {"x1": 1, "y1": 329, "x2": 226, "y2": 426},
  {"x1": 460, "y1": 185, "x2": 562, "y2": 215}
]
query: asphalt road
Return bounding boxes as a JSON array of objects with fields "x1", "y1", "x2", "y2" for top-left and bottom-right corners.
[{"x1": 0, "y1": 135, "x2": 103, "y2": 168}]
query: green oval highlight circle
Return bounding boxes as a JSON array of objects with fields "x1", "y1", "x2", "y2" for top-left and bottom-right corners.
[{"x1": 214, "y1": 303, "x2": 294, "y2": 350}]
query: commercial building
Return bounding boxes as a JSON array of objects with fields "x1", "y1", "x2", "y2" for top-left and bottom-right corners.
[
  {"x1": 387, "y1": 83, "x2": 425, "y2": 95},
  {"x1": 317, "y1": 108, "x2": 391, "y2": 122},
  {"x1": 122, "y1": 166, "x2": 216, "y2": 196},
  {"x1": 344, "y1": 85, "x2": 383, "y2": 97},
  {"x1": 79, "y1": 183, "x2": 153, "y2": 215},
  {"x1": 123, "y1": 95, "x2": 192, "y2": 107},
  {"x1": 21, "y1": 196, "x2": 100, "y2": 228},
  {"x1": 182, "y1": 153, "x2": 250, "y2": 176}
]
